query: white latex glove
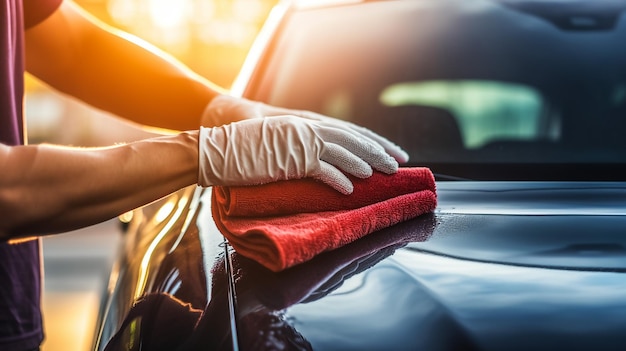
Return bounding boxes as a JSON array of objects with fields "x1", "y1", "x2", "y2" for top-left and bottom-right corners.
[
  {"x1": 202, "y1": 95, "x2": 409, "y2": 164},
  {"x1": 291, "y1": 110, "x2": 410, "y2": 164},
  {"x1": 198, "y1": 116, "x2": 399, "y2": 194}
]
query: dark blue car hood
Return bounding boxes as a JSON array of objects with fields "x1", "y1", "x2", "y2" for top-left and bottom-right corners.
[
  {"x1": 98, "y1": 182, "x2": 626, "y2": 351},
  {"x1": 420, "y1": 181, "x2": 626, "y2": 272},
  {"x1": 176, "y1": 181, "x2": 626, "y2": 350}
]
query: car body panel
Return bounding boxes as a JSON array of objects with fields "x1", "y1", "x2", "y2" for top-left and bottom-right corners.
[{"x1": 94, "y1": 182, "x2": 626, "y2": 351}]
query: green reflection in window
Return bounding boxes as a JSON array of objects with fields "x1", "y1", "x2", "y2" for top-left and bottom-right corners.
[{"x1": 380, "y1": 80, "x2": 545, "y2": 148}]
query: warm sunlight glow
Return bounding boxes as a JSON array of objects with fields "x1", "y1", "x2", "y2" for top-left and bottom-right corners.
[
  {"x1": 107, "y1": 0, "x2": 137, "y2": 26},
  {"x1": 148, "y1": 0, "x2": 190, "y2": 29},
  {"x1": 101, "y1": 0, "x2": 275, "y2": 86}
]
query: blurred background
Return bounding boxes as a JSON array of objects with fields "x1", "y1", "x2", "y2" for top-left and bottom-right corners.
[{"x1": 31, "y1": 1, "x2": 277, "y2": 350}]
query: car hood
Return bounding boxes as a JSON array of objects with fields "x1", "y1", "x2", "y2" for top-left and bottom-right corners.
[
  {"x1": 420, "y1": 181, "x2": 626, "y2": 272},
  {"x1": 171, "y1": 181, "x2": 626, "y2": 350},
  {"x1": 99, "y1": 182, "x2": 626, "y2": 351}
]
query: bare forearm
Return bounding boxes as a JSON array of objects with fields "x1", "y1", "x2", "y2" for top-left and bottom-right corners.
[
  {"x1": 25, "y1": 2, "x2": 222, "y2": 131},
  {"x1": 0, "y1": 132, "x2": 199, "y2": 239}
]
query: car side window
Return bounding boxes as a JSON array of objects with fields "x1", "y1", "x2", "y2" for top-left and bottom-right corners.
[{"x1": 379, "y1": 80, "x2": 554, "y2": 150}]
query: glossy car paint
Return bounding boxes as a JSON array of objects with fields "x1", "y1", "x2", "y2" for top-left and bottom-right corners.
[
  {"x1": 94, "y1": 182, "x2": 626, "y2": 350},
  {"x1": 93, "y1": 0, "x2": 626, "y2": 350}
]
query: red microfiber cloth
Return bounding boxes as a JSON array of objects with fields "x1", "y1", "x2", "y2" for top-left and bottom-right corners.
[{"x1": 211, "y1": 167, "x2": 437, "y2": 272}]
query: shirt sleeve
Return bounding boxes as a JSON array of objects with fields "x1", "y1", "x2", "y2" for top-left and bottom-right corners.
[{"x1": 23, "y1": 0, "x2": 64, "y2": 29}]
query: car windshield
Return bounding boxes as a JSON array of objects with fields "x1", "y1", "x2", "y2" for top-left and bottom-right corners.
[{"x1": 245, "y1": 0, "x2": 626, "y2": 180}]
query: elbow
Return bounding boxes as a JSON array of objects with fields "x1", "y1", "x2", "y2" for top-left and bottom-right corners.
[
  {"x1": 0, "y1": 186, "x2": 55, "y2": 240},
  {"x1": 0, "y1": 187, "x2": 27, "y2": 240},
  {"x1": 0, "y1": 146, "x2": 61, "y2": 239}
]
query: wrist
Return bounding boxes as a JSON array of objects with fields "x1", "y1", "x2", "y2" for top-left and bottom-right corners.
[
  {"x1": 174, "y1": 130, "x2": 200, "y2": 186},
  {"x1": 197, "y1": 126, "x2": 220, "y2": 187}
]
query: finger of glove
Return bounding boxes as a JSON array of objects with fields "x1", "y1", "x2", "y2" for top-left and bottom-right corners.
[
  {"x1": 347, "y1": 123, "x2": 410, "y2": 163},
  {"x1": 313, "y1": 161, "x2": 354, "y2": 195},
  {"x1": 316, "y1": 126, "x2": 398, "y2": 174},
  {"x1": 300, "y1": 111, "x2": 410, "y2": 164},
  {"x1": 320, "y1": 142, "x2": 373, "y2": 179}
]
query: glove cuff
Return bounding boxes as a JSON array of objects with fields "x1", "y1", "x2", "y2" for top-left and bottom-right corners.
[{"x1": 198, "y1": 126, "x2": 214, "y2": 187}]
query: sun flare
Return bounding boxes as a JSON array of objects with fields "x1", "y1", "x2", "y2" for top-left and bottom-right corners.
[{"x1": 148, "y1": 0, "x2": 191, "y2": 28}]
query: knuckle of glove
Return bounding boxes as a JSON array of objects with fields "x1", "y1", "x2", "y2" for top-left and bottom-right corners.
[
  {"x1": 321, "y1": 143, "x2": 373, "y2": 179},
  {"x1": 327, "y1": 128, "x2": 398, "y2": 175}
]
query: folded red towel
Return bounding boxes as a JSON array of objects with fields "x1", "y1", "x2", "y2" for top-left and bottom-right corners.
[
  {"x1": 211, "y1": 167, "x2": 437, "y2": 272},
  {"x1": 214, "y1": 167, "x2": 435, "y2": 217}
]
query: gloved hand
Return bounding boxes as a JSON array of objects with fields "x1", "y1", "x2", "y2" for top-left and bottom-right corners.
[
  {"x1": 198, "y1": 116, "x2": 399, "y2": 194},
  {"x1": 201, "y1": 94, "x2": 409, "y2": 164}
]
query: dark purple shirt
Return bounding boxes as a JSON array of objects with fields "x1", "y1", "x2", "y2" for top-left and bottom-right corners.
[{"x1": 1, "y1": 0, "x2": 62, "y2": 350}]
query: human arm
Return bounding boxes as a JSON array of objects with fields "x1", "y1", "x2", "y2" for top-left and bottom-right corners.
[
  {"x1": 24, "y1": 1, "x2": 220, "y2": 131},
  {"x1": 0, "y1": 132, "x2": 198, "y2": 239},
  {"x1": 0, "y1": 115, "x2": 400, "y2": 240}
]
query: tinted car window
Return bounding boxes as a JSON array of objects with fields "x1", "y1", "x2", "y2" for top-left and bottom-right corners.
[
  {"x1": 246, "y1": 0, "x2": 626, "y2": 177},
  {"x1": 380, "y1": 80, "x2": 548, "y2": 149}
]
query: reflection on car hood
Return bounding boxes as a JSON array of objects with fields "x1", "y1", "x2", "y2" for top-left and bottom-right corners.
[
  {"x1": 212, "y1": 181, "x2": 626, "y2": 351},
  {"x1": 436, "y1": 181, "x2": 626, "y2": 216},
  {"x1": 421, "y1": 181, "x2": 626, "y2": 271}
]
